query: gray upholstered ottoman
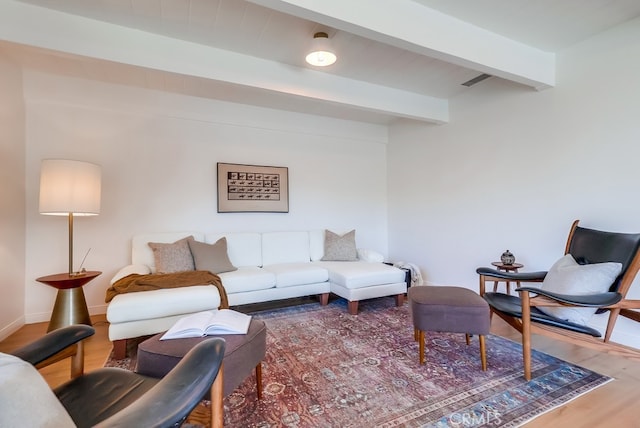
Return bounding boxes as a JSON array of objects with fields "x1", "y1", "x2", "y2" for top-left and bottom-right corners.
[
  {"x1": 408, "y1": 286, "x2": 490, "y2": 370},
  {"x1": 136, "y1": 317, "x2": 266, "y2": 426}
]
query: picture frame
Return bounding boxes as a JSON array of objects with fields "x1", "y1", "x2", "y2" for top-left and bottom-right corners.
[{"x1": 217, "y1": 162, "x2": 289, "y2": 213}]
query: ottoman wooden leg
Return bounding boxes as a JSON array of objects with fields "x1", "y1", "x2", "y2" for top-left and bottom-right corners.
[
  {"x1": 255, "y1": 363, "x2": 263, "y2": 400},
  {"x1": 212, "y1": 362, "x2": 224, "y2": 428},
  {"x1": 414, "y1": 327, "x2": 419, "y2": 342},
  {"x1": 479, "y1": 335, "x2": 487, "y2": 371},
  {"x1": 418, "y1": 330, "x2": 426, "y2": 365},
  {"x1": 465, "y1": 333, "x2": 471, "y2": 345}
]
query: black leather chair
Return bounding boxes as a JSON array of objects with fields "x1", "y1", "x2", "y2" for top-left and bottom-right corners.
[
  {"x1": 9, "y1": 324, "x2": 225, "y2": 427},
  {"x1": 477, "y1": 220, "x2": 640, "y2": 380}
]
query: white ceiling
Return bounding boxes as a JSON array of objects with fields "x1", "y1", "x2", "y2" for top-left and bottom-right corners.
[{"x1": 1, "y1": 0, "x2": 639, "y2": 124}]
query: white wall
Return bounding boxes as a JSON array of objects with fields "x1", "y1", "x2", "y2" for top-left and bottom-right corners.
[
  {"x1": 21, "y1": 71, "x2": 390, "y2": 324},
  {"x1": 388, "y1": 17, "x2": 640, "y2": 346},
  {"x1": 0, "y1": 53, "x2": 26, "y2": 339}
]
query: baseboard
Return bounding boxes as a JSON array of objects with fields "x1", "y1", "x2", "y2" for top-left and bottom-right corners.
[{"x1": 0, "y1": 316, "x2": 25, "y2": 341}]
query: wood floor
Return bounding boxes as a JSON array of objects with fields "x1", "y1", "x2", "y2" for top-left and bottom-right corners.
[{"x1": 2, "y1": 312, "x2": 640, "y2": 426}]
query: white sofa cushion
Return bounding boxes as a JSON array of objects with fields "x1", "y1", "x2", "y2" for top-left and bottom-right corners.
[
  {"x1": 206, "y1": 233, "x2": 262, "y2": 267},
  {"x1": 132, "y1": 232, "x2": 204, "y2": 273},
  {"x1": 106, "y1": 285, "x2": 221, "y2": 323},
  {"x1": 309, "y1": 229, "x2": 325, "y2": 261},
  {"x1": 218, "y1": 266, "x2": 276, "y2": 294},
  {"x1": 317, "y1": 261, "x2": 405, "y2": 289},
  {"x1": 0, "y1": 353, "x2": 76, "y2": 428},
  {"x1": 262, "y1": 231, "x2": 310, "y2": 265},
  {"x1": 263, "y1": 263, "x2": 329, "y2": 288}
]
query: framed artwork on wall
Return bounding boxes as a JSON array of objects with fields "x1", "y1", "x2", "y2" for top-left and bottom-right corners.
[{"x1": 217, "y1": 162, "x2": 289, "y2": 213}]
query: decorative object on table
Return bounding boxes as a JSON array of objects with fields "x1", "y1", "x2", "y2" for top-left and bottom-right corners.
[
  {"x1": 160, "y1": 309, "x2": 252, "y2": 340},
  {"x1": 38, "y1": 159, "x2": 102, "y2": 330},
  {"x1": 105, "y1": 299, "x2": 612, "y2": 428},
  {"x1": 500, "y1": 249, "x2": 515, "y2": 265},
  {"x1": 217, "y1": 162, "x2": 288, "y2": 213}
]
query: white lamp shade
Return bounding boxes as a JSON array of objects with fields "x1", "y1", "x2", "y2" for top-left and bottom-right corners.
[
  {"x1": 306, "y1": 32, "x2": 337, "y2": 67},
  {"x1": 39, "y1": 159, "x2": 101, "y2": 216}
]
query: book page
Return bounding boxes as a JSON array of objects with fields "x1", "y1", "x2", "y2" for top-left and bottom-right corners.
[{"x1": 161, "y1": 309, "x2": 251, "y2": 340}]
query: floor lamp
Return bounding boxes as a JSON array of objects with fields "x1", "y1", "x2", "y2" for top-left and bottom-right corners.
[{"x1": 37, "y1": 159, "x2": 102, "y2": 331}]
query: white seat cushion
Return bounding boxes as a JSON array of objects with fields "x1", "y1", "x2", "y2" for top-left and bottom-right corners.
[
  {"x1": 263, "y1": 263, "x2": 329, "y2": 288},
  {"x1": 317, "y1": 261, "x2": 405, "y2": 289},
  {"x1": 218, "y1": 266, "x2": 276, "y2": 294},
  {"x1": 106, "y1": 285, "x2": 221, "y2": 323}
]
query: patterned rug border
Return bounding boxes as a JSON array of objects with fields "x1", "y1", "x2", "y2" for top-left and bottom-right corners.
[{"x1": 105, "y1": 298, "x2": 613, "y2": 427}]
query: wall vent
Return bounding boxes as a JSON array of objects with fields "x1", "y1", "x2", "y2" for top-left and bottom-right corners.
[{"x1": 462, "y1": 73, "x2": 492, "y2": 87}]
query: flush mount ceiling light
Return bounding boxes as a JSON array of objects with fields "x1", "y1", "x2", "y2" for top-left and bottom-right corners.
[{"x1": 305, "y1": 32, "x2": 337, "y2": 67}]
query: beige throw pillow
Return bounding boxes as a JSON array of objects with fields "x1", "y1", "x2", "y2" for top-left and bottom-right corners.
[
  {"x1": 188, "y1": 238, "x2": 237, "y2": 274},
  {"x1": 148, "y1": 236, "x2": 195, "y2": 273},
  {"x1": 321, "y1": 230, "x2": 358, "y2": 261}
]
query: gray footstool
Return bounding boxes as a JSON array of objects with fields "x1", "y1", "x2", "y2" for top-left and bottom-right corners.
[
  {"x1": 408, "y1": 286, "x2": 490, "y2": 370},
  {"x1": 136, "y1": 317, "x2": 267, "y2": 426}
]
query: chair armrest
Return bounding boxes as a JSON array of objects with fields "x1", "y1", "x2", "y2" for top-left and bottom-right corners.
[
  {"x1": 357, "y1": 248, "x2": 384, "y2": 263},
  {"x1": 95, "y1": 338, "x2": 226, "y2": 428},
  {"x1": 110, "y1": 264, "x2": 152, "y2": 284},
  {"x1": 517, "y1": 286, "x2": 623, "y2": 307},
  {"x1": 476, "y1": 267, "x2": 547, "y2": 282},
  {"x1": 10, "y1": 325, "x2": 95, "y2": 366}
]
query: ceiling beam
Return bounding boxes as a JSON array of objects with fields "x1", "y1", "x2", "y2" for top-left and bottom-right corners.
[
  {"x1": 250, "y1": 0, "x2": 556, "y2": 90},
  {"x1": 0, "y1": 0, "x2": 449, "y2": 123}
]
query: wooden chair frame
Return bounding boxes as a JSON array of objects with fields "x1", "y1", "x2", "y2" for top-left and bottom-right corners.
[{"x1": 479, "y1": 220, "x2": 640, "y2": 380}]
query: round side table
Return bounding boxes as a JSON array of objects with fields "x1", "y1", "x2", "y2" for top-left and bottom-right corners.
[
  {"x1": 36, "y1": 271, "x2": 101, "y2": 332},
  {"x1": 490, "y1": 262, "x2": 523, "y2": 295}
]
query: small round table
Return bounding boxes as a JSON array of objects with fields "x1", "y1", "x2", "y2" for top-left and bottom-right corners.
[
  {"x1": 36, "y1": 271, "x2": 101, "y2": 332},
  {"x1": 490, "y1": 262, "x2": 523, "y2": 294}
]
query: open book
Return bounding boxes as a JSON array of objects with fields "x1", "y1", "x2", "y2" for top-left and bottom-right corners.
[{"x1": 160, "y1": 309, "x2": 252, "y2": 340}]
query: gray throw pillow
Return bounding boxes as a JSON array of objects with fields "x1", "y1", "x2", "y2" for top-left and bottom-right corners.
[
  {"x1": 321, "y1": 229, "x2": 358, "y2": 261},
  {"x1": 148, "y1": 236, "x2": 195, "y2": 273},
  {"x1": 188, "y1": 237, "x2": 237, "y2": 274}
]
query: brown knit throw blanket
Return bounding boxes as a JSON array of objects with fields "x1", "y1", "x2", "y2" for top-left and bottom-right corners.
[{"x1": 105, "y1": 270, "x2": 229, "y2": 308}]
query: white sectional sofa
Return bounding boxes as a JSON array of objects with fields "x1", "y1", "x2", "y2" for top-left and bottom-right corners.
[{"x1": 106, "y1": 230, "x2": 406, "y2": 357}]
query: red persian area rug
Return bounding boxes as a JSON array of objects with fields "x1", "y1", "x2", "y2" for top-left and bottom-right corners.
[{"x1": 105, "y1": 297, "x2": 611, "y2": 427}]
